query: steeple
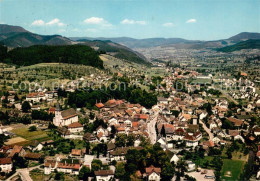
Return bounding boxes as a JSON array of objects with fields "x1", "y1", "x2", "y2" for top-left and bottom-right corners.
[{"x1": 56, "y1": 101, "x2": 60, "y2": 111}]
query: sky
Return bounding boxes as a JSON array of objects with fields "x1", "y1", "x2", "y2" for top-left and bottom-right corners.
[{"x1": 0, "y1": 0, "x2": 259, "y2": 40}]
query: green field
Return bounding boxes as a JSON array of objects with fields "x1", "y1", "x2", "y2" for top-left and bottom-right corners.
[
  {"x1": 221, "y1": 159, "x2": 245, "y2": 180},
  {"x1": 11, "y1": 126, "x2": 50, "y2": 142}
]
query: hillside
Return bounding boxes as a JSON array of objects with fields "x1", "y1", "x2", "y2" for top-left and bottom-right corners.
[
  {"x1": 0, "y1": 44, "x2": 104, "y2": 68},
  {"x1": 228, "y1": 32, "x2": 260, "y2": 42},
  {"x1": 0, "y1": 24, "x2": 72, "y2": 47},
  {"x1": 78, "y1": 39, "x2": 149, "y2": 64},
  {"x1": 0, "y1": 24, "x2": 29, "y2": 34},
  {"x1": 217, "y1": 39, "x2": 260, "y2": 52}
]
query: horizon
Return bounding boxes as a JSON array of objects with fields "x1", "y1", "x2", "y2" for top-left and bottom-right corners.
[
  {"x1": 0, "y1": 0, "x2": 259, "y2": 40},
  {"x1": 1, "y1": 23, "x2": 260, "y2": 41}
]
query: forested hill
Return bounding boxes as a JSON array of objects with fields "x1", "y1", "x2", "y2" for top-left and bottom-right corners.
[
  {"x1": 0, "y1": 44, "x2": 104, "y2": 68},
  {"x1": 217, "y1": 39, "x2": 260, "y2": 52},
  {"x1": 78, "y1": 39, "x2": 149, "y2": 65}
]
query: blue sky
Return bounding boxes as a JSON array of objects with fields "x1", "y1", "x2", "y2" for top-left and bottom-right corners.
[{"x1": 0, "y1": 0, "x2": 259, "y2": 40}]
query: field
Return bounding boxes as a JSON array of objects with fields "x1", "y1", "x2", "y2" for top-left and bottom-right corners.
[
  {"x1": 221, "y1": 159, "x2": 245, "y2": 180},
  {"x1": 10, "y1": 125, "x2": 50, "y2": 145},
  {"x1": 4, "y1": 137, "x2": 27, "y2": 145}
]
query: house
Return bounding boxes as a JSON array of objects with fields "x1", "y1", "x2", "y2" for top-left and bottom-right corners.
[
  {"x1": 71, "y1": 149, "x2": 82, "y2": 157},
  {"x1": 24, "y1": 152, "x2": 44, "y2": 161},
  {"x1": 170, "y1": 154, "x2": 179, "y2": 164},
  {"x1": 109, "y1": 147, "x2": 129, "y2": 161},
  {"x1": 83, "y1": 132, "x2": 98, "y2": 143},
  {"x1": 68, "y1": 122, "x2": 84, "y2": 133},
  {"x1": 186, "y1": 161, "x2": 196, "y2": 172},
  {"x1": 44, "y1": 160, "x2": 58, "y2": 175},
  {"x1": 253, "y1": 127, "x2": 260, "y2": 136},
  {"x1": 145, "y1": 165, "x2": 161, "y2": 181},
  {"x1": 94, "y1": 170, "x2": 114, "y2": 181},
  {"x1": 53, "y1": 103, "x2": 78, "y2": 127},
  {"x1": 56, "y1": 159, "x2": 81, "y2": 175},
  {"x1": 8, "y1": 145, "x2": 26, "y2": 158},
  {"x1": 0, "y1": 158, "x2": 12, "y2": 173}
]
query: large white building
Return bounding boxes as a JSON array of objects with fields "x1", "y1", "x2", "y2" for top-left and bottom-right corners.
[{"x1": 53, "y1": 103, "x2": 78, "y2": 127}]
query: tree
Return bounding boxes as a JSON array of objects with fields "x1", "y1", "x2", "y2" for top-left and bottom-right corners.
[
  {"x1": 161, "y1": 125, "x2": 166, "y2": 137},
  {"x1": 115, "y1": 162, "x2": 127, "y2": 180},
  {"x1": 127, "y1": 134, "x2": 135, "y2": 147},
  {"x1": 55, "y1": 172, "x2": 65, "y2": 180},
  {"x1": 79, "y1": 166, "x2": 91, "y2": 181},
  {"x1": 22, "y1": 101, "x2": 31, "y2": 112},
  {"x1": 28, "y1": 126, "x2": 37, "y2": 132},
  {"x1": 115, "y1": 134, "x2": 127, "y2": 147},
  {"x1": 91, "y1": 159, "x2": 102, "y2": 172}
]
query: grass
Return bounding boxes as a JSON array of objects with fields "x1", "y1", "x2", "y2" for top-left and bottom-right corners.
[
  {"x1": 221, "y1": 159, "x2": 245, "y2": 181},
  {"x1": 11, "y1": 126, "x2": 50, "y2": 144}
]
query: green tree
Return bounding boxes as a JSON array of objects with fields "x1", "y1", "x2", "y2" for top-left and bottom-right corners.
[
  {"x1": 91, "y1": 159, "x2": 102, "y2": 172},
  {"x1": 28, "y1": 126, "x2": 37, "y2": 132},
  {"x1": 22, "y1": 101, "x2": 31, "y2": 112},
  {"x1": 115, "y1": 134, "x2": 127, "y2": 147},
  {"x1": 79, "y1": 166, "x2": 91, "y2": 181},
  {"x1": 115, "y1": 162, "x2": 128, "y2": 180},
  {"x1": 161, "y1": 125, "x2": 166, "y2": 137}
]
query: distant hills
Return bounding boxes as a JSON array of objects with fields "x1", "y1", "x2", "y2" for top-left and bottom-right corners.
[
  {"x1": 217, "y1": 39, "x2": 260, "y2": 52},
  {"x1": 0, "y1": 24, "x2": 72, "y2": 47},
  {"x1": 228, "y1": 32, "x2": 260, "y2": 42},
  {"x1": 71, "y1": 32, "x2": 260, "y2": 49},
  {"x1": 0, "y1": 24, "x2": 148, "y2": 65}
]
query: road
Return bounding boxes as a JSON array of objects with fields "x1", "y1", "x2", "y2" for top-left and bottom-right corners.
[
  {"x1": 147, "y1": 112, "x2": 159, "y2": 144},
  {"x1": 6, "y1": 164, "x2": 43, "y2": 181},
  {"x1": 199, "y1": 120, "x2": 213, "y2": 141}
]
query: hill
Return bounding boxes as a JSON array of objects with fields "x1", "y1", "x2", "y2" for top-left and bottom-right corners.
[
  {"x1": 0, "y1": 24, "x2": 72, "y2": 47},
  {"x1": 0, "y1": 24, "x2": 29, "y2": 34},
  {"x1": 78, "y1": 39, "x2": 149, "y2": 64},
  {"x1": 228, "y1": 32, "x2": 260, "y2": 42},
  {"x1": 217, "y1": 39, "x2": 260, "y2": 52},
  {"x1": 0, "y1": 44, "x2": 103, "y2": 68}
]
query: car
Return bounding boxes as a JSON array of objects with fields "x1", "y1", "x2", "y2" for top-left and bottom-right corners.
[{"x1": 204, "y1": 175, "x2": 215, "y2": 179}]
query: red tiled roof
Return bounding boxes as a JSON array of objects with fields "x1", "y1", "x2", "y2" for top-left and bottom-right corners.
[
  {"x1": 57, "y1": 162, "x2": 80, "y2": 170},
  {"x1": 95, "y1": 103, "x2": 104, "y2": 108},
  {"x1": 94, "y1": 170, "x2": 114, "y2": 176},
  {"x1": 145, "y1": 165, "x2": 161, "y2": 176},
  {"x1": 68, "y1": 122, "x2": 83, "y2": 128},
  {"x1": 0, "y1": 158, "x2": 12, "y2": 164},
  {"x1": 71, "y1": 149, "x2": 81, "y2": 156}
]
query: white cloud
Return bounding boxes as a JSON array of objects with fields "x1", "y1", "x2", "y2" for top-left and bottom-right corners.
[
  {"x1": 31, "y1": 18, "x2": 65, "y2": 27},
  {"x1": 83, "y1": 17, "x2": 112, "y2": 27},
  {"x1": 32, "y1": 20, "x2": 45, "y2": 26},
  {"x1": 163, "y1": 22, "x2": 174, "y2": 27},
  {"x1": 121, "y1": 19, "x2": 147, "y2": 25},
  {"x1": 186, "y1": 19, "x2": 197, "y2": 23}
]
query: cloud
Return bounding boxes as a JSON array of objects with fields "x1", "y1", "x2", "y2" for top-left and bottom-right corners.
[
  {"x1": 163, "y1": 22, "x2": 174, "y2": 27},
  {"x1": 32, "y1": 20, "x2": 45, "y2": 26},
  {"x1": 120, "y1": 19, "x2": 147, "y2": 25},
  {"x1": 84, "y1": 17, "x2": 112, "y2": 27},
  {"x1": 31, "y1": 18, "x2": 65, "y2": 27},
  {"x1": 186, "y1": 19, "x2": 197, "y2": 23}
]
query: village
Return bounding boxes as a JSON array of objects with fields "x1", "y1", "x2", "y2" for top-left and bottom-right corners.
[{"x1": 0, "y1": 61, "x2": 259, "y2": 181}]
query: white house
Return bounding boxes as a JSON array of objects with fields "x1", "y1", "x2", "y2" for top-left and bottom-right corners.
[
  {"x1": 0, "y1": 158, "x2": 13, "y2": 173},
  {"x1": 95, "y1": 170, "x2": 114, "y2": 181},
  {"x1": 68, "y1": 122, "x2": 84, "y2": 133},
  {"x1": 170, "y1": 154, "x2": 179, "y2": 164},
  {"x1": 145, "y1": 165, "x2": 161, "y2": 181}
]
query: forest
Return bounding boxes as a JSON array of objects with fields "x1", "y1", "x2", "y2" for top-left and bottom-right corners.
[{"x1": 0, "y1": 44, "x2": 104, "y2": 68}]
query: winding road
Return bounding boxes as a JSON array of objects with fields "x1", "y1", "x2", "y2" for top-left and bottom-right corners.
[
  {"x1": 199, "y1": 120, "x2": 213, "y2": 141},
  {"x1": 147, "y1": 112, "x2": 159, "y2": 144}
]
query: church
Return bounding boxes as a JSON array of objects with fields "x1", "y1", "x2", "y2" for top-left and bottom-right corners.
[{"x1": 53, "y1": 103, "x2": 79, "y2": 127}]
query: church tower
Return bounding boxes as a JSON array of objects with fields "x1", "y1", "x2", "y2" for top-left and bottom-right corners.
[{"x1": 54, "y1": 102, "x2": 61, "y2": 126}]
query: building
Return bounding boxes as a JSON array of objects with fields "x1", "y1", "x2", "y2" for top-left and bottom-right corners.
[
  {"x1": 94, "y1": 170, "x2": 114, "y2": 181},
  {"x1": 53, "y1": 103, "x2": 78, "y2": 127},
  {"x1": 68, "y1": 122, "x2": 84, "y2": 133},
  {"x1": 145, "y1": 165, "x2": 161, "y2": 181},
  {"x1": 0, "y1": 158, "x2": 12, "y2": 173}
]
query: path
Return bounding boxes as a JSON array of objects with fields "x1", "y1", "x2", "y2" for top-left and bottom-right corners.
[
  {"x1": 147, "y1": 112, "x2": 159, "y2": 144},
  {"x1": 6, "y1": 164, "x2": 43, "y2": 181},
  {"x1": 199, "y1": 120, "x2": 213, "y2": 141}
]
